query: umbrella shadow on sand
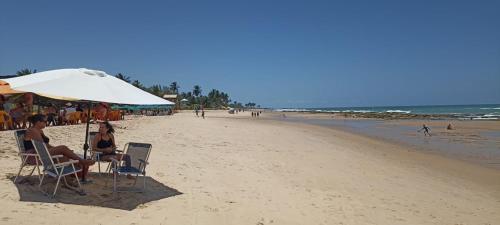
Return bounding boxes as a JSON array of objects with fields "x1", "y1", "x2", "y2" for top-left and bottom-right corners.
[{"x1": 8, "y1": 172, "x2": 182, "y2": 211}]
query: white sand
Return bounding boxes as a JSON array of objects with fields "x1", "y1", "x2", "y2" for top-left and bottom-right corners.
[{"x1": 0, "y1": 111, "x2": 499, "y2": 225}]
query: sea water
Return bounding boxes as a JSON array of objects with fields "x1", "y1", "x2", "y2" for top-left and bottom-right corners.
[{"x1": 275, "y1": 104, "x2": 500, "y2": 120}]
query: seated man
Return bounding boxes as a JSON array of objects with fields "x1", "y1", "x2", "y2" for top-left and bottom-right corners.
[{"x1": 24, "y1": 114, "x2": 95, "y2": 177}]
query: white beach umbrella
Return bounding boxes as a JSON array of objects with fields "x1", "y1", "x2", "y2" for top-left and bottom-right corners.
[
  {"x1": 1, "y1": 68, "x2": 174, "y2": 178},
  {"x1": 1, "y1": 68, "x2": 174, "y2": 105}
]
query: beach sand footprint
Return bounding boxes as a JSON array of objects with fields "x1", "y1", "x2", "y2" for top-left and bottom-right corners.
[{"x1": 156, "y1": 172, "x2": 165, "y2": 177}]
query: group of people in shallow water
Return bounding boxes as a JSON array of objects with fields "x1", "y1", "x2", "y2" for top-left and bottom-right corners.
[{"x1": 23, "y1": 114, "x2": 132, "y2": 179}]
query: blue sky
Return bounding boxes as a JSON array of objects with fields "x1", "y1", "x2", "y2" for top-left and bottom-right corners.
[{"x1": 1, "y1": 0, "x2": 499, "y2": 108}]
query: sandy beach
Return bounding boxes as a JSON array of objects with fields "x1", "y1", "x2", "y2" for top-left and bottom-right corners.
[{"x1": 1, "y1": 111, "x2": 499, "y2": 225}]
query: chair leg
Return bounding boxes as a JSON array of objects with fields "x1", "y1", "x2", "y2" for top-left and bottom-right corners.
[
  {"x1": 36, "y1": 165, "x2": 42, "y2": 182},
  {"x1": 38, "y1": 174, "x2": 45, "y2": 187},
  {"x1": 113, "y1": 171, "x2": 117, "y2": 192},
  {"x1": 74, "y1": 173, "x2": 82, "y2": 189},
  {"x1": 98, "y1": 161, "x2": 101, "y2": 175},
  {"x1": 13, "y1": 163, "x2": 26, "y2": 183},
  {"x1": 38, "y1": 174, "x2": 49, "y2": 196},
  {"x1": 105, "y1": 163, "x2": 112, "y2": 174},
  {"x1": 52, "y1": 176, "x2": 62, "y2": 197},
  {"x1": 27, "y1": 164, "x2": 36, "y2": 176}
]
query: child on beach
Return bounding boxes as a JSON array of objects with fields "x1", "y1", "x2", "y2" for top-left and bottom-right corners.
[{"x1": 418, "y1": 124, "x2": 431, "y2": 136}]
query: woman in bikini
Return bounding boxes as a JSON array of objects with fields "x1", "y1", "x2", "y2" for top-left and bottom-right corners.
[
  {"x1": 24, "y1": 114, "x2": 95, "y2": 176},
  {"x1": 92, "y1": 121, "x2": 132, "y2": 171}
]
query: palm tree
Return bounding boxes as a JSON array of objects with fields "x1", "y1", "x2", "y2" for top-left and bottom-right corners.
[
  {"x1": 115, "y1": 73, "x2": 131, "y2": 83},
  {"x1": 169, "y1": 82, "x2": 179, "y2": 94},
  {"x1": 16, "y1": 69, "x2": 36, "y2": 76},
  {"x1": 131, "y1": 80, "x2": 145, "y2": 89},
  {"x1": 147, "y1": 84, "x2": 164, "y2": 97},
  {"x1": 193, "y1": 85, "x2": 202, "y2": 97}
]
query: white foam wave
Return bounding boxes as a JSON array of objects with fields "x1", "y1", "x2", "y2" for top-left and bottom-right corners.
[
  {"x1": 472, "y1": 117, "x2": 499, "y2": 120},
  {"x1": 314, "y1": 109, "x2": 340, "y2": 113},
  {"x1": 386, "y1": 110, "x2": 411, "y2": 114},
  {"x1": 341, "y1": 110, "x2": 373, "y2": 113},
  {"x1": 274, "y1": 108, "x2": 309, "y2": 112},
  {"x1": 480, "y1": 107, "x2": 500, "y2": 110}
]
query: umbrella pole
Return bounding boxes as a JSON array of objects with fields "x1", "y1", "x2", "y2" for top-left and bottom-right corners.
[{"x1": 82, "y1": 101, "x2": 92, "y2": 182}]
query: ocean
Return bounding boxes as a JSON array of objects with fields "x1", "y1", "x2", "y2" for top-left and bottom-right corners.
[{"x1": 275, "y1": 104, "x2": 500, "y2": 120}]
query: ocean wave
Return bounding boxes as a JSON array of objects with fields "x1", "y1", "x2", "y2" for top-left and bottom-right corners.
[
  {"x1": 341, "y1": 110, "x2": 374, "y2": 113},
  {"x1": 472, "y1": 117, "x2": 499, "y2": 120},
  {"x1": 274, "y1": 108, "x2": 310, "y2": 112},
  {"x1": 480, "y1": 107, "x2": 500, "y2": 110},
  {"x1": 386, "y1": 110, "x2": 411, "y2": 114},
  {"x1": 314, "y1": 109, "x2": 340, "y2": 113}
]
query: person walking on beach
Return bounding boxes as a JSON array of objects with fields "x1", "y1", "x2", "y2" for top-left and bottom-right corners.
[
  {"x1": 201, "y1": 109, "x2": 205, "y2": 119},
  {"x1": 418, "y1": 124, "x2": 431, "y2": 136}
]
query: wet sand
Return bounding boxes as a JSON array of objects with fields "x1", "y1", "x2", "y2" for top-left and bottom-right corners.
[{"x1": 270, "y1": 111, "x2": 500, "y2": 170}]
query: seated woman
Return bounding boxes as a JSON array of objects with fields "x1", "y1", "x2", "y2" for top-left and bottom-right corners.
[
  {"x1": 92, "y1": 121, "x2": 132, "y2": 171},
  {"x1": 24, "y1": 114, "x2": 95, "y2": 176}
]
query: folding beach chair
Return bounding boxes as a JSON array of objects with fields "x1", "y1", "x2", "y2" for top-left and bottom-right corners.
[
  {"x1": 13, "y1": 130, "x2": 41, "y2": 183},
  {"x1": 111, "y1": 142, "x2": 152, "y2": 192},
  {"x1": 32, "y1": 140, "x2": 83, "y2": 197}
]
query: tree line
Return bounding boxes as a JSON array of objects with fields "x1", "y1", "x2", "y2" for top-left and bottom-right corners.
[{"x1": 14, "y1": 69, "x2": 259, "y2": 109}]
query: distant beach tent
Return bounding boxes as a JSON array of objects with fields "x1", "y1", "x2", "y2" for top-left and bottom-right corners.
[
  {"x1": 0, "y1": 80, "x2": 24, "y2": 94},
  {"x1": 1, "y1": 68, "x2": 174, "y2": 105},
  {"x1": 180, "y1": 98, "x2": 189, "y2": 102}
]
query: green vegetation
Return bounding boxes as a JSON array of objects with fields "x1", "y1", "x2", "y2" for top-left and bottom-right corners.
[
  {"x1": 114, "y1": 73, "x2": 259, "y2": 109},
  {"x1": 16, "y1": 68, "x2": 36, "y2": 76}
]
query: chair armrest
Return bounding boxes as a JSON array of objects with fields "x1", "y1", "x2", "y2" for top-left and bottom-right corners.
[
  {"x1": 54, "y1": 159, "x2": 79, "y2": 167},
  {"x1": 138, "y1": 159, "x2": 149, "y2": 165},
  {"x1": 51, "y1": 154, "x2": 64, "y2": 159},
  {"x1": 19, "y1": 152, "x2": 38, "y2": 157},
  {"x1": 21, "y1": 153, "x2": 63, "y2": 158}
]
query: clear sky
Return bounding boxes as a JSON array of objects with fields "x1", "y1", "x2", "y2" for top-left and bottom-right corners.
[{"x1": 1, "y1": 0, "x2": 499, "y2": 108}]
